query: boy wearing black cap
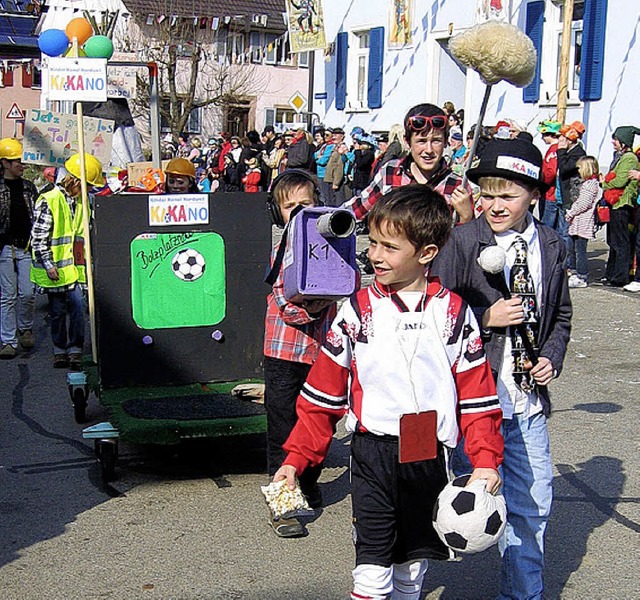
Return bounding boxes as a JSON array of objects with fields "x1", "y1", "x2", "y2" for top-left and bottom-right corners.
[{"x1": 431, "y1": 138, "x2": 572, "y2": 600}]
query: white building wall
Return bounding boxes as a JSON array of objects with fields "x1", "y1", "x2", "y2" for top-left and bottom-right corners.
[{"x1": 314, "y1": 0, "x2": 640, "y2": 168}]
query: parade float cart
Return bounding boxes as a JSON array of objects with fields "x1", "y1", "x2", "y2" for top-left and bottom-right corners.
[{"x1": 72, "y1": 191, "x2": 271, "y2": 480}]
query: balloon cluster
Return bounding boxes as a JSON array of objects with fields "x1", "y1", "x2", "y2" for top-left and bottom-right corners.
[{"x1": 38, "y1": 18, "x2": 114, "y2": 59}]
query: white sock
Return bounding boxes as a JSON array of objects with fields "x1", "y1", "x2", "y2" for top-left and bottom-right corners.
[
  {"x1": 352, "y1": 563, "x2": 394, "y2": 599},
  {"x1": 391, "y1": 559, "x2": 429, "y2": 600}
]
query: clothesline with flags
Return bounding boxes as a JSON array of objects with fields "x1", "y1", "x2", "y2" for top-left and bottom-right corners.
[{"x1": 0, "y1": 57, "x2": 40, "y2": 73}]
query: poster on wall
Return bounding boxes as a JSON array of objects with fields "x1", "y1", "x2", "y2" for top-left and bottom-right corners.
[
  {"x1": 285, "y1": 0, "x2": 327, "y2": 53},
  {"x1": 389, "y1": 0, "x2": 413, "y2": 48},
  {"x1": 476, "y1": 0, "x2": 509, "y2": 23},
  {"x1": 22, "y1": 109, "x2": 114, "y2": 167}
]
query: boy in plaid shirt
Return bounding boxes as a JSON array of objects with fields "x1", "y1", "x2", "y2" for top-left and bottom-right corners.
[
  {"x1": 348, "y1": 103, "x2": 474, "y2": 224},
  {"x1": 263, "y1": 170, "x2": 337, "y2": 537}
]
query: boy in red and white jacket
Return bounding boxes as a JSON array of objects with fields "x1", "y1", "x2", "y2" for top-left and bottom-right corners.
[{"x1": 274, "y1": 184, "x2": 503, "y2": 600}]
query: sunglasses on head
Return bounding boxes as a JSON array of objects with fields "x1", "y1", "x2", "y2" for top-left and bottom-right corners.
[{"x1": 406, "y1": 115, "x2": 447, "y2": 132}]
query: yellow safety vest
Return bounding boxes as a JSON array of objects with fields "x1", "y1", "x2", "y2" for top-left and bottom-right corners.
[{"x1": 30, "y1": 187, "x2": 86, "y2": 288}]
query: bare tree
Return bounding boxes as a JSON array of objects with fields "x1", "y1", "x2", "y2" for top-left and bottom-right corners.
[{"x1": 118, "y1": 7, "x2": 267, "y2": 137}]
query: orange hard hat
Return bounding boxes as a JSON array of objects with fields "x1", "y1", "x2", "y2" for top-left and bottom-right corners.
[{"x1": 165, "y1": 158, "x2": 196, "y2": 178}]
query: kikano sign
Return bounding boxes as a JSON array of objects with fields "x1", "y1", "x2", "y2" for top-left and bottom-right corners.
[{"x1": 47, "y1": 58, "x2": 108, "y2": 102}]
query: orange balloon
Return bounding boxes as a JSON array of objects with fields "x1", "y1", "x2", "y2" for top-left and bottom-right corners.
[{"x1": 65, "y1": 18, "x2": 93, "y2": 45}]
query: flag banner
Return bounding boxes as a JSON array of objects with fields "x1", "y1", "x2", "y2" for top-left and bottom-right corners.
[
  {"x1": 285, "y1": 0, "x2": 326, "y2": 53},
  {"x1": 389, "y1": 0, "x2": 413, "y2": 48}
]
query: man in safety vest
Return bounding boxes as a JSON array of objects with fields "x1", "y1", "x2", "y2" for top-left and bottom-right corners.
[
  {"x1": 0, "y1": 138, "x2": 38, "y2": 359},
  {"x1": 30, "y1": 153, "x2": 104, "y2": 369}
]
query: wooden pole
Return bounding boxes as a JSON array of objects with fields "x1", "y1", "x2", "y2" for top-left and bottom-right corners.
[
  {"x1": 557, "y1": 0, "x2": 575, "y2": 124},
  {"x1": 461, "y1": 84, "x2": 492, "y2": 189},
  {"x1": 72, "y1": 37, "x2": 98, "y2": 363}
]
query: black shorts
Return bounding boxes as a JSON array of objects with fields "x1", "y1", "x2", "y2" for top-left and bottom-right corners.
[{"x1": 351, "y1": 432, "x2": 451, "y2": 566}]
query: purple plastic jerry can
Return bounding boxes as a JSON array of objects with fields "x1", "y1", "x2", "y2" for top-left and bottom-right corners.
[{"x1": 282, "y1": 207, "x2": 358, "y2": 302}]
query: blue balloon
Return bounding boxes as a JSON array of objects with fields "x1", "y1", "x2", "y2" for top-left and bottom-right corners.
[{"x1": 38, "y1": 29, "x2": 70, "y2": 57}]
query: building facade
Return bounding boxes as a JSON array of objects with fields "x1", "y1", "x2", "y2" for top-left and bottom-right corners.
[{"x1": 313, "y1": 0, "x2": 639, "y2": 167}]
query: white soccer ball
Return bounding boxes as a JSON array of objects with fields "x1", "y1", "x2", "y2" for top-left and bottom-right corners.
[
  {"x1": 171, "y1": 248, "x2": 206, "y2": 282},
  {"x1": 432, "y1": 474, "x2": 507, "y2": 554}
]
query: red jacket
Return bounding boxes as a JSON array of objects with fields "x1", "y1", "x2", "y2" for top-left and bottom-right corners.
[
  {"x1": 542, "y1": 143, "x2": 558, "y2": 201},
  {"x1": 242, "y1": 169, "x2": 261, "y2": 192}
]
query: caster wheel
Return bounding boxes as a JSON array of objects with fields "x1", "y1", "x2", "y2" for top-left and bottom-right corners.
[
  {"x1": 97, "y1": 439, "x2": 118, "y2": 482},
  {"x1": 72, "y1": 388, "x2": 87, "y2": 424}
]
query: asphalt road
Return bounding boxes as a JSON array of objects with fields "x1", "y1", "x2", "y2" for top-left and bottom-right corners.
[{"x1": 0, "y1": 240, "x2": 638, "y2": 599}]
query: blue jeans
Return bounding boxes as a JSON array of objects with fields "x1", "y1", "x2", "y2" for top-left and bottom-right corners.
[
  {"x1": 499, "y1": 413, "x2": 553, "y2": 600},
  {"x1": 566, "y1": 235, "x2": 589, "y2": 280},
  {"x1": 541, "y1": 201, "x2": 569, "y2": 249},
  {"x1": 48, "y1": 284, "x2": 85, "y2": 356},
  {"x1": 452, "y1": 412, "x2": 553, "y2": 600},
  {"x1": 0, "y1": 245, "x2": 35, "y2": 347}
]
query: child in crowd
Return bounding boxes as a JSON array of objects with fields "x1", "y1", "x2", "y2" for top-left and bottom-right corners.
[
  {"x1": 263, "y1": 170, "x2": 337, "y2": 538},
  {"x1": 242, "y1": 156, "x2": 262, "y2": 192},
  {"x1": 274, "y1": 184, "x2": 503, "y2": 599},
  {"x1": 431, "y1": 138, "x2": 572, "y2": 600},
  {"x1": 565, "y1": 156, "x2": 601, "y2": 288}
]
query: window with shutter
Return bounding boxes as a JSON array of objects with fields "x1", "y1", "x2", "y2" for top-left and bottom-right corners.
[
  {"x1": 538, "y1": 1, "x2": 586, "y2": 106},
  {"x1": 523, "y1": 1, "x2": 545, "y2": 103},
  {"x1": 250, "y1": 31, "x2": 262, "y2": 63},
  {"x1": 367, "y1": 27, "x2": 384, "y2": 109},
  {"x1": 580, "y1": 0, "x2": 607, "y2": 101},
  {"x1": 22, "y1": 65, "x2": 33, "y2": 88},
  {"x1": 2, "y1": 68, "x2": 14, "y2": 87},
  {"x1": 264, "y1": 108, "x2": 276, "y2": 127},
  {"x1": 335, "y1": 32, "x2": 348, "y2": 110}
]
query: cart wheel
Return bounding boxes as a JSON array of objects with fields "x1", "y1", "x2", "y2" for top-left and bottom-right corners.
[
  {"x1": 97, "y1": 439, "x2": 118, "y2": 482},
  {"x1": 72, "y1": 388, "x2": 87, "y2": 424}
]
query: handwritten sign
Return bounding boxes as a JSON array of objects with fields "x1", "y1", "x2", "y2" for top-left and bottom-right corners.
[
  {"x1": 22, "y1": 109, "x2": 114, "y2": 167},
  {"x1": 148, "y1": 194, "x2": 210, "y2": 227},
  {"x1": 48, "y1": 57, "x2": 108, "y2": 102},
  {"x1": 107, "y1": 65, "x2": 137, "y2": 99}
]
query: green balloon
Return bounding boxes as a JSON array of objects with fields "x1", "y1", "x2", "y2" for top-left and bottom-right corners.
[{"x1": 84, "y1": 35, "x2": 114, "y2": 59}]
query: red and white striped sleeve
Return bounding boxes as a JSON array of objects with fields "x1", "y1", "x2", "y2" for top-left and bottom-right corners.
[{"x1": 282, "y1": 307, "x2": 353, "y2": 474}]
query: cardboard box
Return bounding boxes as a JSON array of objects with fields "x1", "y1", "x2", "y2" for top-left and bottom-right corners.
[{"x1": 127, "y1": 160, "x2": 170, "y2": 186}]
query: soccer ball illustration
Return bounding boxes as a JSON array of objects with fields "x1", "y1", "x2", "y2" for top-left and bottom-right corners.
[
  {"x1": 432, "y1": 474, "x2": 506, "y2": 554},
  {"x1": 171, "y1": 248, "x2": 206, "y2": 282}
]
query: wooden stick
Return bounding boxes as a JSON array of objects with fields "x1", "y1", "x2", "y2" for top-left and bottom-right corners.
[
  {"x1": 72, "y1": 37, "x2": 98, "y2": 363},
  {"x1": 461, "y1": 84, "x2": 492, "y2": 189},
  {"x1": 557, "y1": 0, "x2": 575, "y2": 124}
]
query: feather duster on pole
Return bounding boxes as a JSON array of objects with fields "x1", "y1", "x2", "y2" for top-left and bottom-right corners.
[{"x1": 448, "y1": 21, "x2": 538, "y2": 186}]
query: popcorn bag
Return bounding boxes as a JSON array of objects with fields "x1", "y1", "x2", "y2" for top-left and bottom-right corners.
[{"x1": 261, "y1": 479, "x2": 314, "y2": 520}]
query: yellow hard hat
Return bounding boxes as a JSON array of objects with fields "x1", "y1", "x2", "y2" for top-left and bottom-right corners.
[
  {"x1": 165, "y1": 157, "x2": 196, "y2": 178},
  {"x1": 0, "y1": 138, "x2": 23, "y2": 161},
  {"x1": 64, "y1": 153, "x2": 105, "y2": 187}
]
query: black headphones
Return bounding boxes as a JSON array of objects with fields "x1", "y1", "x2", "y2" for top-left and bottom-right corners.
[{"x1": 266, "y1": 169, "x2": 323, "y2": 228}]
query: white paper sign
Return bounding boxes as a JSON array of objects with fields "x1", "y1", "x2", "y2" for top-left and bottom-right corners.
[
  {"x1": 148, "y1": 194, "x2": 210, "y2": 227},
  {"x1": 48, "y1": 57, "x2": 108, "y2": 102},
  {"x1": 107, "y1": 65, "x2": 137, "y2": 99}
]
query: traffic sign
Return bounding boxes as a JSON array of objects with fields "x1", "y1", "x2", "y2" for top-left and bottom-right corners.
[
  {"x1": 6, "y1": 103, "x2": 24, "y2": 120},
  {"x1": 288, "y1": 91, "x2": 307, "y2": 114}
]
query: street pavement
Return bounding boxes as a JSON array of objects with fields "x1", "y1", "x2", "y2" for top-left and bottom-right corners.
[{"x1": 0, "y1": 240, "x2": 638, "y2": 599}]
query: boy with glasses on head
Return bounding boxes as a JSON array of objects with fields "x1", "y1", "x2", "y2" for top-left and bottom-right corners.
[{"x1": 348, "y1": 103, "x2": 474, "y2": 224}]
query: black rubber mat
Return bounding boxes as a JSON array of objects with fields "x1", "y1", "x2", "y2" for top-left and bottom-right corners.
[{"x1": 122, "y1": 393, "x2": 266, "y2": 420}]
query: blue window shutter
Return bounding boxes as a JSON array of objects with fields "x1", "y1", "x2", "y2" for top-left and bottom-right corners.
[
  {"x1": 523, "y1": 1, "x2": 545, "y2": 103},
  {"x1": 367, "y1": 27, "x2": 384, "y2": 109},
  {"x1": 580, "y1": 0, "x2": 607, "y2": 101},
  {"x1": 336, "y1": 32, "x2": 348, "y2": 111}
]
